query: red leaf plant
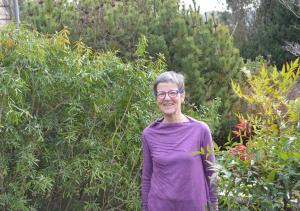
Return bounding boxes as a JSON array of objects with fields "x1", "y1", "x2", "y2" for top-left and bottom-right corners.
[
  {"x1": 229, "y1": 143, "x2": 254, "y2": 161},
  {"x1": 229, "y1": 118, "x2": 254, "y2": 161},
  {"x1": 232, "y1": 117, "x2": 253, "y2": 140}
]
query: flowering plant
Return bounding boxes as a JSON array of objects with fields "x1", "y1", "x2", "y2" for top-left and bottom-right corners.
[{"x1": 212, "y1": 59, "x2": 300, "y2": 210}]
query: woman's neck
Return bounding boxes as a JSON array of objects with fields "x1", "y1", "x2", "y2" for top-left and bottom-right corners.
[{"x1": 162, "y1": 113, "x2": 189, "y2": 123}]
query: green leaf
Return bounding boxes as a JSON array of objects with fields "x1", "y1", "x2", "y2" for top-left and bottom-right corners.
[
  {"x1": 292, "y1": 152, "x2": 300, "y2": 160},
  {"x1": 278, "y1": 151, "x2": 289, "y2": 160},
  {"x1": 213, "y1": 141, "x2": 220, "y2": 152},
  {"x1": 266, "y1": 169, "x2": 278, "y2": 182},
  {"x1": 192, "y1": 147, "x2": 205, "y2": 155}
]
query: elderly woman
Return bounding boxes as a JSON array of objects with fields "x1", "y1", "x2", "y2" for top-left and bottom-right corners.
[{"x1": 141, "y1": 71, "x2": 218, "y2": 211}]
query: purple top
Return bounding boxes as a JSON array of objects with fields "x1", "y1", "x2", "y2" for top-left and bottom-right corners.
[{"x1": 141, "y1": 116, "x2": 218, "y2": 211}]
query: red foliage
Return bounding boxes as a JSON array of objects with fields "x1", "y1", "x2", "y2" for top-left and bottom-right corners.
[
  {"x1": 232, "y1": 118, "x2": 253, "y2": 139},
  {"x1": 229, "y1": 143, "x2": 254, "y2": 161}
]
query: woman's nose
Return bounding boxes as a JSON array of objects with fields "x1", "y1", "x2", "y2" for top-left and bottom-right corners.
[{"x1": 164, "y1": 93, "x2": 171, "y2": 100}]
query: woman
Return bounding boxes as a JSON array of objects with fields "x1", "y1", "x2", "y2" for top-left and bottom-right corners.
[{"x1": 141, "y1": 71, "x2": 218, "y2": 211}]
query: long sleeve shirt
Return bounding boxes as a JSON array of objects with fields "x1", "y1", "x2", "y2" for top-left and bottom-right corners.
[{"x1": 141, "y1": 116, "x2": 218, "y2": 211}]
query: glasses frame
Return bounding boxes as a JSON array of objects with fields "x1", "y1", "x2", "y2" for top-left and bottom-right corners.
[{"x1": 155, "y1": 89, "x2": 184, "y2": 100}]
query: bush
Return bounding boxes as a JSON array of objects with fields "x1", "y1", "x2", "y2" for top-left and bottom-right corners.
[
  {"x1": 0, "y1": 26, "x2": 222, "y2": 210},
  {"x1": 214, "y1": 59, "x2": 300, "y2": 210},
  {"x1": 0, "y1": 26, "x2": 165, "y2": 210},
  {"x1": 20, "y1": 0, "x2": 243, "y2": 142}
]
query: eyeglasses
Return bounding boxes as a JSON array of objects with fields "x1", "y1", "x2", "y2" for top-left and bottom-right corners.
[{"x1": 155, "y1": 89, "x2": 183, "y2": 99}]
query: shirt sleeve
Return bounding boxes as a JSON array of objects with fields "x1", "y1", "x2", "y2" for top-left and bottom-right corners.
[
  {"x1": 201, "y1": 124, "x2": 218, "y2": 209},
  {"x1": 141, "y1": 133, "x2": 153, "y2": 211}
]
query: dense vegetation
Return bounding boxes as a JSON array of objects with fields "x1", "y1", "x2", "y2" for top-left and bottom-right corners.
[
  {"x1": 214, "y1": 59, "x2": 300, "y2": 210},
  {"x1": 1, "y1": 0, "x2": 299, "y2": 210},
  {"x1": 225, "y1": 0, "x2": 300, "y2": 66},
  {"x1": 0, "y1": 26, "x2": 222, "y2": 210},
  {"x1": 19, "y1": 0, "x2": 244, "y2": 141},
  {"x1": 0, "y1": 27, "x2": 159, "y2": 210}
]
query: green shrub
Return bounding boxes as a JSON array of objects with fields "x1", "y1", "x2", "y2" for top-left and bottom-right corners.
[
  {"x1": 0, "y1": 26, "x2": 164, "y2": 210},
  {"x1": 0, "y1": 27, "x2": 221, "y2": 210},
  {"x1": 20, "y1": 0, "x2": 243, "y2": 142},
  {"x1": 214, "y1": 59, "x2": 300, "y2": 210}
]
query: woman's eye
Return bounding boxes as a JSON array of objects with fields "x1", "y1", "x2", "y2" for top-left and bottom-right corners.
[{"x1": 157, "y1": 93, "x2": 165, "y2": 97}]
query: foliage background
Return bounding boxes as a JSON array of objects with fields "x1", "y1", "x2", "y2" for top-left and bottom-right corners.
[
  {"x1": 19, "y1": 0, "x2": 244, "y2": 142},
  {"x1": 0, "y1": 27, "x2": 160, "y2": 210},
  {"x1": 1, "y1": 0, "x2": 299, "y2": 210},
  {"x1": 0, "y1": 26, "x2": 222, "y2": 210},
  {"x1": 224, "y1": 0, "x2": 300, "y2": 66},
  {"x1": 214, "y1": 59, "x2": 300, "y2": 210}
]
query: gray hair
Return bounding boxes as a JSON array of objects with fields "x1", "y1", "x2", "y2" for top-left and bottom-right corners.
[{"x1": 153, "y1": 71, "x2": 185, "y2": 95}]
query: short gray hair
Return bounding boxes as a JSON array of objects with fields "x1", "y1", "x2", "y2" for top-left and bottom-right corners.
[{"x1": 153, "y1": 71, "x2": 185, "y2": 95}]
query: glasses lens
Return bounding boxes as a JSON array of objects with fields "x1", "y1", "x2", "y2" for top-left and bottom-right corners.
[
  {"x1": 157, "y1": 92, "x2": 166, "y2": 99},
  {"x1": 168, "y1": 90, "x2": 178, "y2": 98}
]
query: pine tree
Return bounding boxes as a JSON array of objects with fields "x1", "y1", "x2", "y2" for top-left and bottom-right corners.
[
  {"x1": 19, "y1": 0, "x2": 244, "y2": 139},
  {"x1": 226, "y1": 0, "x2": 300, "y2": 66}
]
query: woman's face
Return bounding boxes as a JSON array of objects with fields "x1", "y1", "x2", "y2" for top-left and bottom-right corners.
[{"x1": 156, "y1": 82, "x2": 184, "y2": 117}]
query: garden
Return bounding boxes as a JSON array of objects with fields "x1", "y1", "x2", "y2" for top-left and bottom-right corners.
[{"x1": 0, "y1": 0, "x2": 299, "y2": 210}]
